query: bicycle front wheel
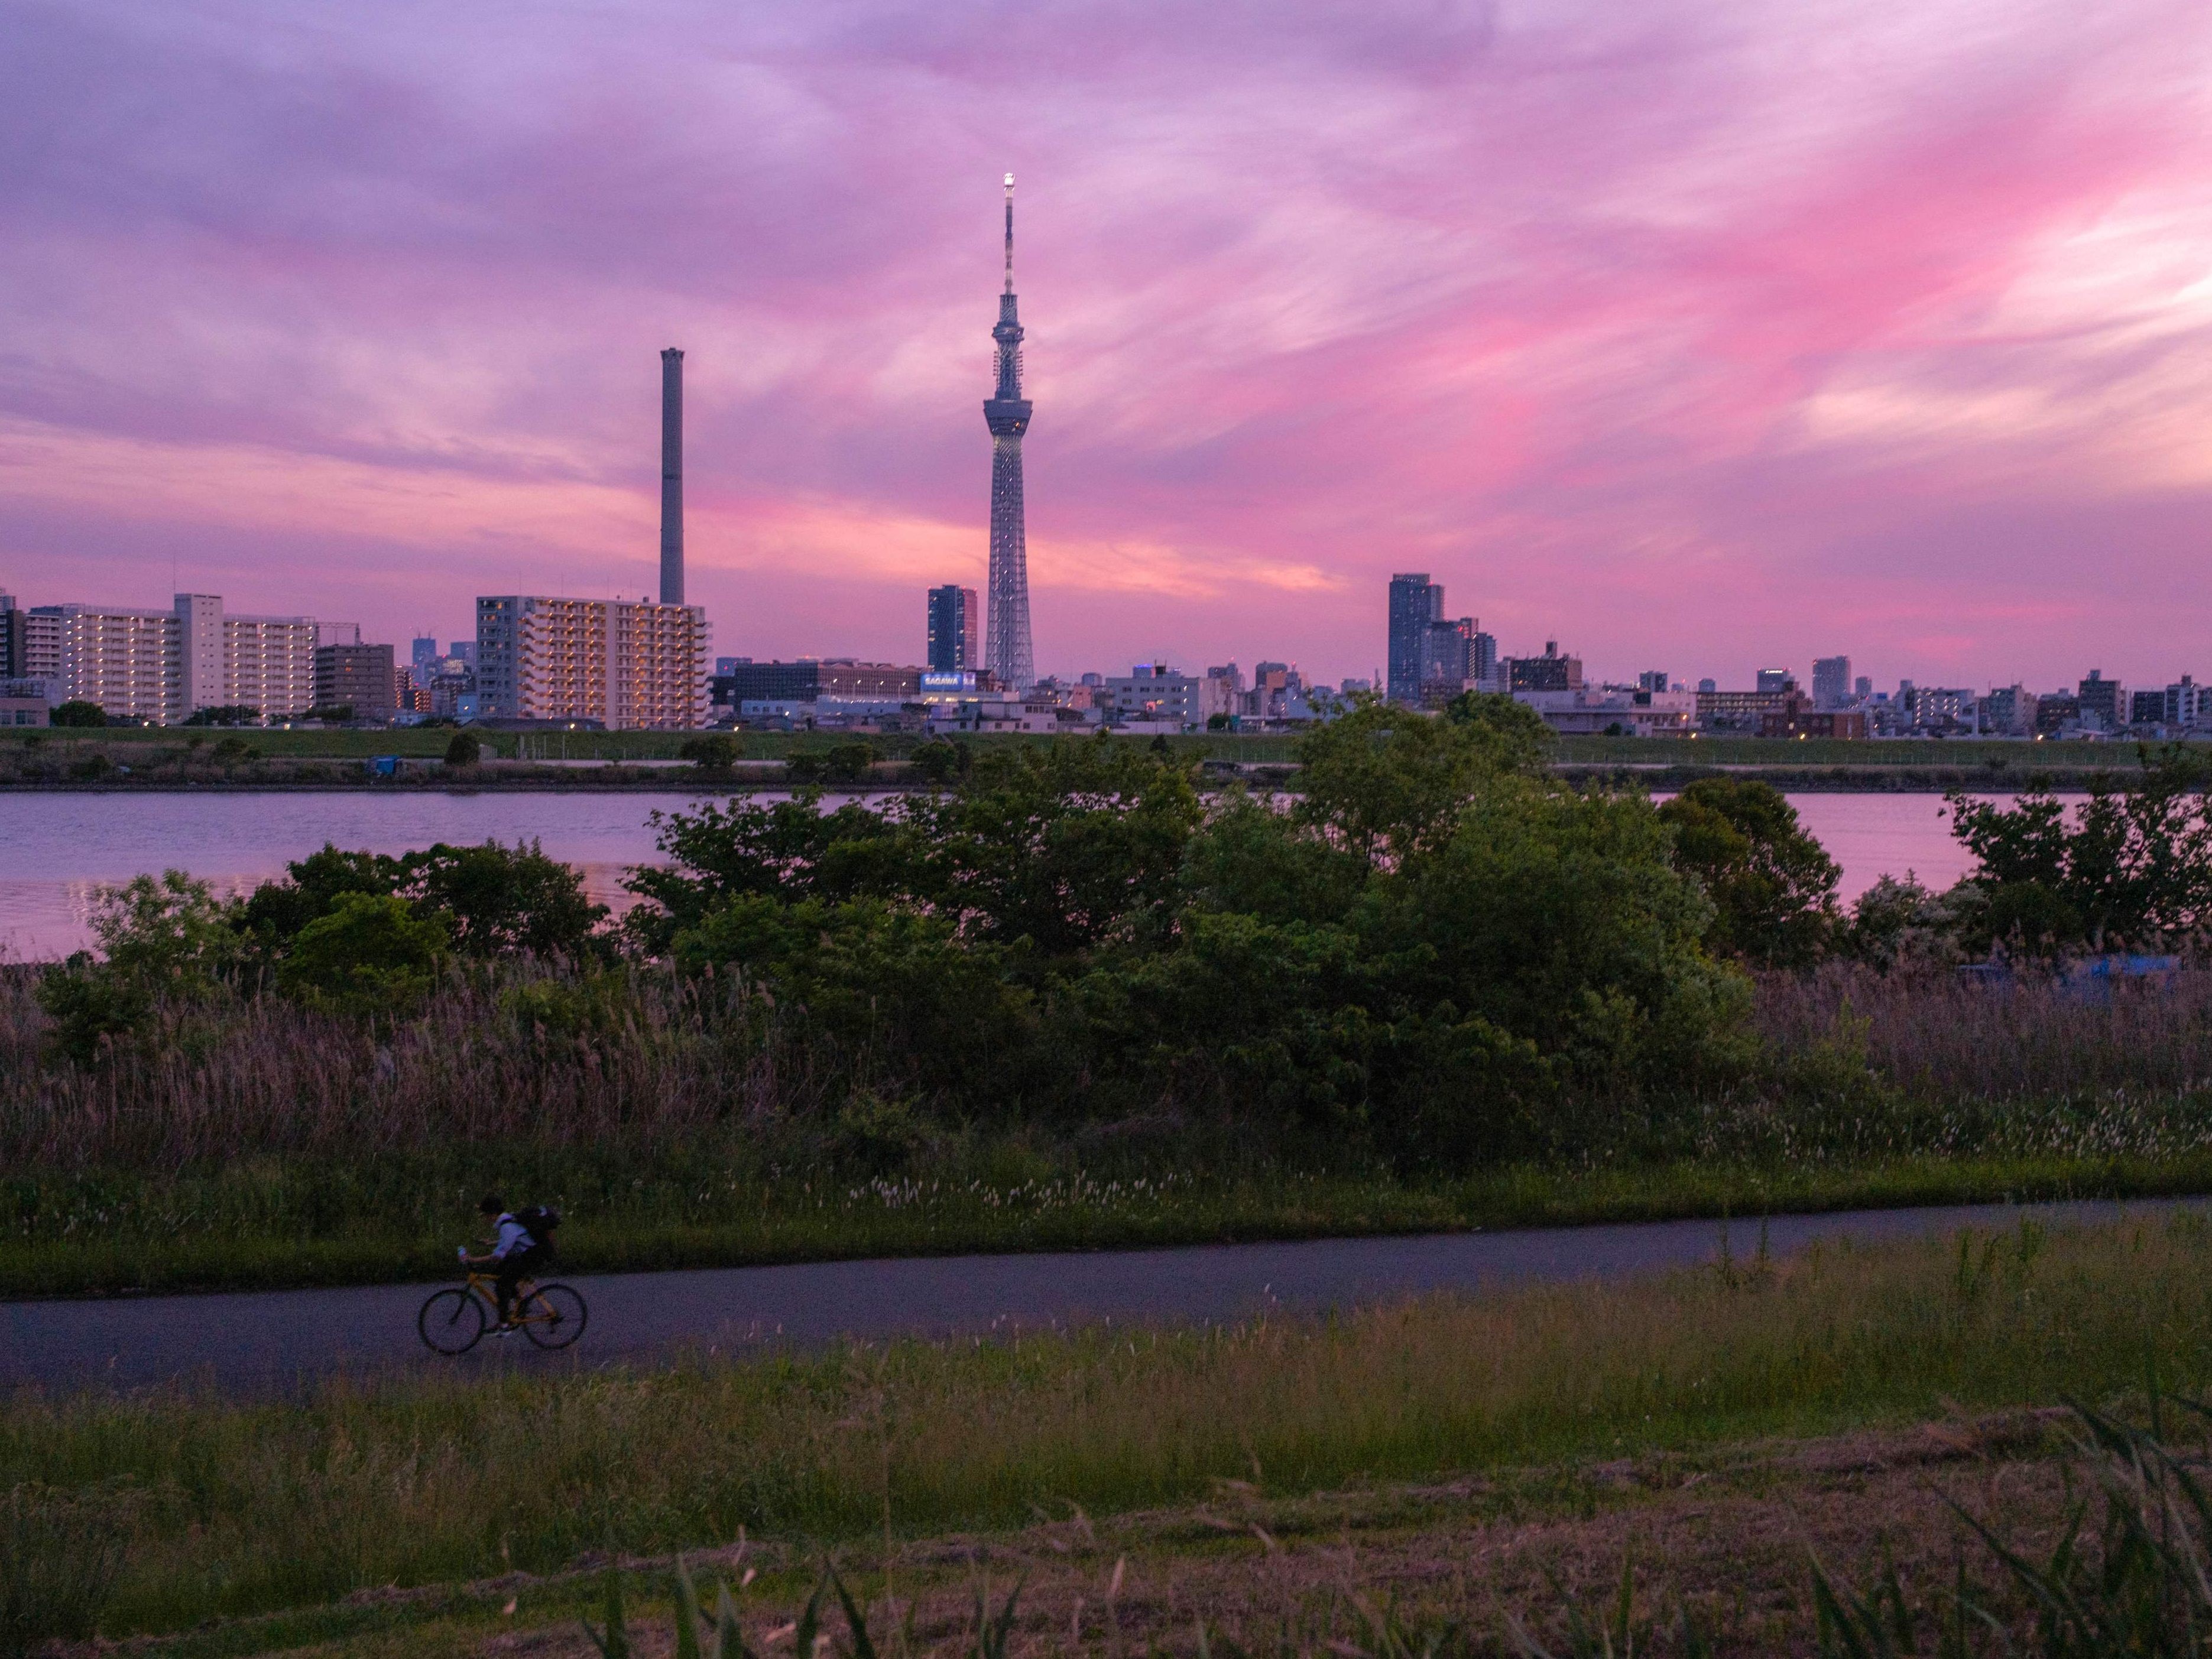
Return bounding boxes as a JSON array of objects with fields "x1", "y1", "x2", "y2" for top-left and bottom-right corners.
[
  {"x1": 521, "y1": 1283, "x2": 588, "y2": 1349},
  {"x1": 418, "y1": 1287, "x2": 486, "y2": 1355}
]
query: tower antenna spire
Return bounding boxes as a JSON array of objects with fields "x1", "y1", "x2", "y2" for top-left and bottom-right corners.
[{"x1": 983, "y1": 172, "x2": 1035, "y2": 691}]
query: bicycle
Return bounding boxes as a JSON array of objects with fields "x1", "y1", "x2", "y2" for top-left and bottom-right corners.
[{"x1": 417, "y1": 1260, "x2": 589, "y2": 1354}]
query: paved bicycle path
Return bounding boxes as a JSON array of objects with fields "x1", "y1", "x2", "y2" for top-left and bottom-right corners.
[{"x1": 4, "y1": 1196, "x2": 2200, "y2": 1395}]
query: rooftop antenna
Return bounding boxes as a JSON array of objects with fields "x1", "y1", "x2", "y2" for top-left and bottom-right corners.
[{"x1": 1003, "y1": 173, "x2": 1015, "y2": 294}]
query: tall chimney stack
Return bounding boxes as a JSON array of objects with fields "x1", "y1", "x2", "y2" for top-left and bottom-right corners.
[{"x1": 659, "y1": 347, "x2": 684, "y2": 606}]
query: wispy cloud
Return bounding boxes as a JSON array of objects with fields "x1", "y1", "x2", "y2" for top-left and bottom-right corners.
[{"x1": 2, "y1": 0, "x2": 2210, "y2": 686}]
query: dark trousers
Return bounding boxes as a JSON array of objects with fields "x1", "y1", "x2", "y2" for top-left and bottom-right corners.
[{"x1": 494, "y1": 1245, "x2": 546, "y2": 1323}]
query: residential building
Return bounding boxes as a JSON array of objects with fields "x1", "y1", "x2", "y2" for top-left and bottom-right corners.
[
  {"x1": 2077, "y1": 670, "x2": 2126, "y2": 733},
  {"x1": 1697, "y1": 679, "x2": 1799, "y2": 730},
  {"x1": 313, "y1": 642, "x2": 398, "y2": 720},
  {"x1": 1982, "y1": 685, "x2": 2035, "y2": 735},
  {"x1": 1386, "y1": 573, "x2": 1442, "y2": 704},
  {"x1": 2034, "y1": 694, "x2": 2081, "y2": 736},
  {"x1": 1854, "y1": 676, "x2": 1872, "y2": 700},
  {"x1": 21, "y1": 593, "x2": 313, "y2": 723},
  {"x1": 1905, "y1": 686, "x2": 1976, "y2": 732},
  {"x1": 926, "y1": 585, "x2": 980, "y2": 674},
  {"x1": 1506, "y1": 642, "x2": 1584, "y2": 693},
  {"x1": 1812, "y1": 656, "x2": 1851, "y2": 709},
  {"x1": 1637, "y1": 670, "x2": 1670, "y2": 695},
  {"x1": 476, "y1": 595, "x2": 708, "y2": 729}
]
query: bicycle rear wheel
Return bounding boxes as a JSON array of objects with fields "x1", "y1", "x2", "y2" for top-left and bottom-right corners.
[
  {"x1": 418, "y1": 1287, "x2": 486, "y2": 1355},
  {"x1": 521, "y1": 1283, "x2": 588, "y2": 1349}
]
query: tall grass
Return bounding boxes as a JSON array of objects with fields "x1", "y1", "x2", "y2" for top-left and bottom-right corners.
[{"x1": 7, "y1": 1216, "x2": 2212, "y2": 1639}]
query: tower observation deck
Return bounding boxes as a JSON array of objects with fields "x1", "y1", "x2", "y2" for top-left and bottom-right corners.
[{"x1": 982, "y1": 173, "x2": 1034, "y2": 691}]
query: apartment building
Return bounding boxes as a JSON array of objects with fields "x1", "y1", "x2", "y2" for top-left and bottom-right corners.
[
  {"x1": 476, "y1": 596, "x2": 708, "y2": 729},
  {"x1": 11, "y1": 594, "x2": 313, "y2": 722}
]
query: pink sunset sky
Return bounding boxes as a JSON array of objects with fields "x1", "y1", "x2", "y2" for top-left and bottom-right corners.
[{"x1": 4, "y1": 0, "x2": 2211, "y2": 691}]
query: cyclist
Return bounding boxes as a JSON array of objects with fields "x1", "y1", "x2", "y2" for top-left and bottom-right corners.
[{"x1": 462, "y1": 1193, "x2": 549, "y2": 1335}]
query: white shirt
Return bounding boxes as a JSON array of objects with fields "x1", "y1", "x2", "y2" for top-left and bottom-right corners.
[{"x1": 491, "y1": 1215, "x2": 536, "y2": 1259}]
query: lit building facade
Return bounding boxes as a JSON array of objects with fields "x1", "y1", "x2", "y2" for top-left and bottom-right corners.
[
  {"x1": 21, "y1": 593, "x2": 313, "y2": 722},
  {"x1": 475, "y1": 596, "x2": 708, "y2": 729}
]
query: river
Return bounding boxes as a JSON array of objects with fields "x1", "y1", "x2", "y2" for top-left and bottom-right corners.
[{"x1": 0, "y1": 788, "x2": 1993, "y2": 962}]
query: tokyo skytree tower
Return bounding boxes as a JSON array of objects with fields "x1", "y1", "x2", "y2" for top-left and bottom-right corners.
[{"x1": 982, "y1": 173, "x2": 1034, "y2": 690}]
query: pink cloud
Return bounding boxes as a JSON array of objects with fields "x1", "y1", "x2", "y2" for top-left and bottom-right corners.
[{"x1": 3, "y1": 0, "x2": 2211, "y2": 690}]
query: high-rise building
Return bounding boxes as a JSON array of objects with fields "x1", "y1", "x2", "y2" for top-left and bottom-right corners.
[
  {"x1": 1812, "y1": 655, "x2": 1850, "y2": 709},
  {"x1": 1854, "y1": 676, "x2": 1873, "y2": 700},
  {"x1": 24, "y1": 594, "x2": 313, "y2": 722},
  {"x1": 1386, "y1": 573, "x2": 1442, "y2": 704},
  {"x1": 927, "y1": 585, "x2": 979, "y2": 674},
  {"x1": 313, "y1": 642, "x2": 398, "y2": 720},
  {"x1": 1421, "y1": 616, "x2": 1484, "y2": 706},
  {"x1": 1637, "y1": 670, "x2": 1670, "y2": 695},
  {"x1": 1756, "y1": 667, "x2": 1794, "y2": 694},
  {"x1": 475, "y1": 595, "x2": 708, "y2": 729},
  {"x1": 411, "y1": 637, "x2": 440, "y2": 682},
  {"x1": 982, "y1": 174, "x2": 1036, "y2": 691},
  {"x1": 0, "y1": 593, "x2": 23, "y2": 680}
]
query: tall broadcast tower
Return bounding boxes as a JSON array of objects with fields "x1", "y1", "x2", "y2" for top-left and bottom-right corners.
[{"x1": 982, "y1": 173, "x2": 1035, "y2": 690}]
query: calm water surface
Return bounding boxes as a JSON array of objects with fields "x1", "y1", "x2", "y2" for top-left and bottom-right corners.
[{"x1": 1, "y1": 788, "x2": 1999, "y2": 961}]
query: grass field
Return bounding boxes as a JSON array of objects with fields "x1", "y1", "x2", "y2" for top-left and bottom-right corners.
[
  {"x1": 8, "y1": 1149, "x2": 2212, "y2": 1300},
  {"x1": 8, "y1": 1212, "x2": 2210, "y2": 1652}
]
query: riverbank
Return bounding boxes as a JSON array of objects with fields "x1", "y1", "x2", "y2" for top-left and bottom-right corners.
[
  {"x1": 8, "y1": 1151, "x2": 2212, "y2": 1298},
  {"x1": 11, "y1": 1213, "x2": 2208, "y2": 1651},
  {"x1": 0, "y1": 726, "x2": 2174, "y2": 793}
]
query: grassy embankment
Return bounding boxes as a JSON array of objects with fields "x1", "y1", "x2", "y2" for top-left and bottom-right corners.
[
  {"x1": 9, "y1": 1214, "x2": 2211, "y2": 1652},
  {"x1": 13, "y1": 961, "x2": 2212, "y2": 1299},
  {"x1": 0, "y1": 726, "x2": 2179, "y2": 791}
]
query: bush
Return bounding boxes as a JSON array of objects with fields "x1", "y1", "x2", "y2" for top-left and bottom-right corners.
[
  {"x1": 445, "y1": 730, "x2": 482, "y2": 768},
  {"x1": 275, "y1": 892, "x2": 450, "y2": 1018},
  {"x1": 34, "y1": 872, "x2": 242, "y2": 1064},
  {"x1": 49, "y1": 700, "x2": 105, "y2": 728},
  {"x1": 181, "y1": 704, "x2": 261, "y2": 728},
  {"x1": 679, "y1": 734, "x2": 739, "y2": 770}
]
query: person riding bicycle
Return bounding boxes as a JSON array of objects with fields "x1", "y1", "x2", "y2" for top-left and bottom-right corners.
[{"x1": 462, "y1": 1193, "x2": 550, "y2": 1335}]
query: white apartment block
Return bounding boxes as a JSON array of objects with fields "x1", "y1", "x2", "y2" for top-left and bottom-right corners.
[
  {"x1": 25, "y1": 595, "x2": 316, "y2": 723},
  {"x1": 476, "y1": 596, "x2": 708, "y2": 729}
]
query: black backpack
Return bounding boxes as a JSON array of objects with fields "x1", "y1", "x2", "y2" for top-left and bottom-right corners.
[{"x1": 513, "y1": 1206, "x2": 563, "y2": 1249}]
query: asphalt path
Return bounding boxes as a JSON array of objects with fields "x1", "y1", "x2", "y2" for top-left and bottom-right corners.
[{"x1": 5, "y1": 1196, "x2": 2201, "y2": 1396}]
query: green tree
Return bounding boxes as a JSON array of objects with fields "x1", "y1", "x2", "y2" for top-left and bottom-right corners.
[
  {"x1": 1655, "y1": 777, "x2": 1841, "y2": 968},
  {"x1": 50, "y1": 701, "x2": 105, "y2": 728},
  {"x1": 181, "y1": 704, "x2": 261, "y2": 728},
  {"x1": 276, "y1": 892, "x2": 450, "y2": 1018},
  {"x1": 1295, "y1": 694, "x2": 1546, "y2": 865},
  {"x1": 445, "y1": 730, "x2": 482, "y2": 768},
  {"x1": 679, "y1": 734, "x2": 738, "y2": 770},
  {"x1": 401, "y1": 840, "x2": 610, "y2": 959},
  {"x1": 34, "y1": 872, "x2": 243, "y2": 1063},
  {"x1": 1946, "y1": 746, "x2": 2212, "y2": 957}
]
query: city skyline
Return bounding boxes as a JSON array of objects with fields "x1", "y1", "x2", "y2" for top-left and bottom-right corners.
[{"x1": 4, "y1": 0, "x2": 2212, "y2": 690}]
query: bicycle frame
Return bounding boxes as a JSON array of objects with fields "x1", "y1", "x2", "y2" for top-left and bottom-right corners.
[{"x1": 459, "y1": 1270, "x2": 550, "y2": 1322}]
